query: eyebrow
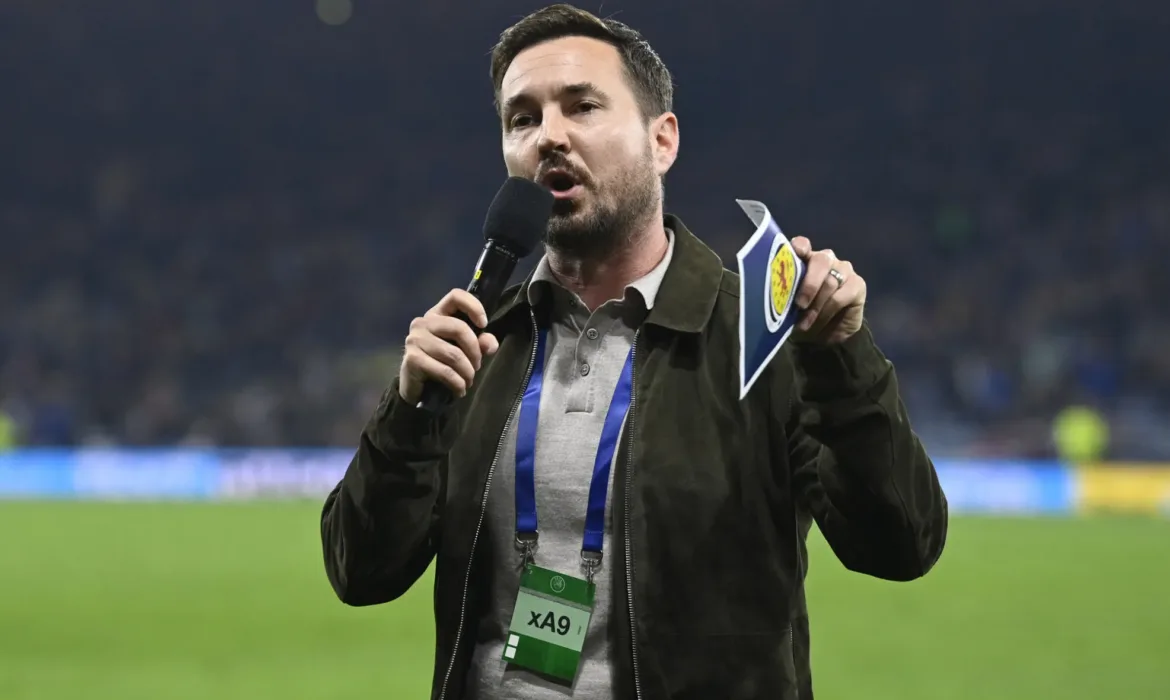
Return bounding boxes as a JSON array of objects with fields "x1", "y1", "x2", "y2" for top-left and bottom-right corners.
[{"x1": 502, "y1": 82, "x2": 609, "y2": 115}]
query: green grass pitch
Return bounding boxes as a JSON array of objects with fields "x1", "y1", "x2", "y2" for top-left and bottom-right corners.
[{"x1": 1, "y1": 502, "x2": 1166, "y2": 699}]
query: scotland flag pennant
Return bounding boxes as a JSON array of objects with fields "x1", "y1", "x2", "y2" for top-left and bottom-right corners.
[{"x1": 734, "y1": 199, "x2": 807, "y2": 399}]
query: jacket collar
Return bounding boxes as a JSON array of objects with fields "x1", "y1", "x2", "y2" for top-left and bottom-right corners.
[{"x1": 489, "y1": 213, "x2": 724, "y2": 334}]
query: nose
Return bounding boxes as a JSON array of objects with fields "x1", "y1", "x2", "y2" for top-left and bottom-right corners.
[{"x1": 536, "y1": 109, "x2": 571, "y2": 157}]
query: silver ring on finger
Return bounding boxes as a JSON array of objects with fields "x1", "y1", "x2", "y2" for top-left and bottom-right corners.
[{"x1": 828, "y1": 268, "x2": 846, "y2": 288}]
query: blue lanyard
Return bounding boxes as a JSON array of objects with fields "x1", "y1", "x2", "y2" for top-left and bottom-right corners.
[{"x1": 514, "y1": 326, "x2": 635, "y2": 564}]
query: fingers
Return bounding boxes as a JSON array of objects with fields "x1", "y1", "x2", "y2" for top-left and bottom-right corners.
[
  {"x1": 792, "y1": 238, "x2": 868, "y2": 341},
  {"x1": 398, "y1": 289, "x2": 493, "y2": 403},
  {"x1": 432, "y1": 288, "x2": 489, "y2": 330},
  {"x1": 403, "y1": 322, "x2": 475, "y2": 396},
  {"x1": 799, "y1": 257, "x2": 852, "y2": 331},
  {"x1": 419, "y1": 314, "x2": 484, "y2": 372},
  {"x1": 402, "y1": 344, "x2": 472, "y2": 399},
  {"x1": 807, "y1": 273, "x2": 866, "y2": 337},
  {"x1": 478, "y1": 332, "x2": 500, "y2": 357},
  {"x1": 795, "y1": 247, "x2": 834, "y2": 321}
]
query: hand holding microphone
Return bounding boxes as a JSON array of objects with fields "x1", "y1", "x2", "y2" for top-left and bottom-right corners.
[
  {"x1": 398, "y1": 289, "x2": 498, "y2": 404},
  {"x1": 399, "y1": 177, "x2": 554, "y2": 412}
]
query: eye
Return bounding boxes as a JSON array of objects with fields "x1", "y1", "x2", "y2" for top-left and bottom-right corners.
[
  {"x1": 574, "y1": 101, "x2": 599, "y2": 114},
  {"x1": 509, "y1": 113, "x2": 536, "y2": 130}
]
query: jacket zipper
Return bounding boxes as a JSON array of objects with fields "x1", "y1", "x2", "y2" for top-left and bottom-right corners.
[
  {"x1": 437, "y1": 310, "x2": 540, "y2": 700},
  {"x1": 788, "y1": 625, "x2": 798, "y2": 700},
  {"x1": 623, "y1": 330, "x2": 643, "y2": 700}
]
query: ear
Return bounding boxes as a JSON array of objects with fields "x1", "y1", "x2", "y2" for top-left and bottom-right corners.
[{"x1": 649, "y1": 112, "x2": 679, "y2": 177}]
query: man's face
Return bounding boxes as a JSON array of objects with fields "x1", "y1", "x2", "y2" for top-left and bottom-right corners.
[{"x1": 498, "y1": 36, "x2": 678, "y2": 260}]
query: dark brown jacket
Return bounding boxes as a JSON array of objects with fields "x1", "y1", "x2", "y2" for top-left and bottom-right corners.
[{"x1": 320, "y1": 215, "x2": 948, "y2": 700}]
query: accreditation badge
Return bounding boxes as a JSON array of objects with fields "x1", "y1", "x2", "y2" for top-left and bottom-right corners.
[
  {"x1": 503, "y1": 564, "x2": 596, "y2": 682},
  {"x1": 734, "y1": 199, "x2": 807, "y2": 399}
]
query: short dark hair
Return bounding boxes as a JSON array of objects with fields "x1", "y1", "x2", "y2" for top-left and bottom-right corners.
[{"x1": 490, "y1": 4, "x2": 674, "y2": 120}]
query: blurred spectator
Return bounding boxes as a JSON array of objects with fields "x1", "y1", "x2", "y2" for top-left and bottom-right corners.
[
  {"x1": 1052, "y1": 405, "x2": 1110, "y2": 464},
  {"x1": 0, "y1": 409, "x2": 17, "y2": 451}
]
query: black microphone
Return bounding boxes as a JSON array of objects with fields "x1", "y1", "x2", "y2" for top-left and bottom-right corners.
[{"x1": 416, "y1": 177, "x2": 554, "y2": 413}]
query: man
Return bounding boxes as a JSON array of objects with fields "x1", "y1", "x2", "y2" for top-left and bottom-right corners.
[{"x1": 320, "y1": 5, "x2": 948, "y2": 699}]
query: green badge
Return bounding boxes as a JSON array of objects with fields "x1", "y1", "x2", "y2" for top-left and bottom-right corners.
[{"x1": 503, "y1": 564, "x2": 596, "y2": 682}]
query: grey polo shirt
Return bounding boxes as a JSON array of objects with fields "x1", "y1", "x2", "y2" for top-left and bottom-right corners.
[{"x1": 467, "y1": 230, "x2": 675, "y2": 699}]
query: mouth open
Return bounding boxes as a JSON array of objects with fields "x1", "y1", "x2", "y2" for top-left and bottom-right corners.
[{"x1": 539, "y1": 169, "x2": 584, "y2": 200}]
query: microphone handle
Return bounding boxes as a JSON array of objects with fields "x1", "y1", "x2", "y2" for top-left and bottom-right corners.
[{"x1": 416, "y1": 241, "x2": 522, "y2": 413}]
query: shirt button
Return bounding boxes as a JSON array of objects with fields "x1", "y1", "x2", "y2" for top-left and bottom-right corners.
[
  {"x1": 586, "y1": 328, "x2": 599, "y2": 340},
  {"x1": 580, "y1": 363, "x2": 591, "y2": 376}
]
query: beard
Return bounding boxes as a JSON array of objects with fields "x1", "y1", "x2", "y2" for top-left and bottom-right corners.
[{"x1": 544, "y1": 150, "x2": 660, "y2": 262}]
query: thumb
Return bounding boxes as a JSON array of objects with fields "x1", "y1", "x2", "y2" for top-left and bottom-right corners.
[{"x1": 479, "y1": 332, "x2": 500, "y2": 356}]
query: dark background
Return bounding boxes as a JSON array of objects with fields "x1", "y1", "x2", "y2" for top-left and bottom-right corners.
[{"x1": 1, "y1": 0, "x2": 1167, "y2": 458}]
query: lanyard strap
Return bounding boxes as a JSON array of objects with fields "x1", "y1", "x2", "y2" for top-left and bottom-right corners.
[{"x1": 515, "y1": 327, "x2": 635, "y2": 565}]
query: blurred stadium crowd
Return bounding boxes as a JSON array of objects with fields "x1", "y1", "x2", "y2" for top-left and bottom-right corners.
[{"x1": 1, "y1": 0, "x2": 1167, "y2": 458}]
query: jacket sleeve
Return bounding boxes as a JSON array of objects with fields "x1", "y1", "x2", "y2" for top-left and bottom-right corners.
[
  {"x1": 320, "y1": 377, "x2": 450, "y2": 606},
  {"x1": 781, "y1": 321, "x2": 948, "y2": 581}
]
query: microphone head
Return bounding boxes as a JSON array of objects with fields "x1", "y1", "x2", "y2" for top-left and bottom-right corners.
[{"x1": 482, "y1": 176, "x2": 554, "y2": 257}]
